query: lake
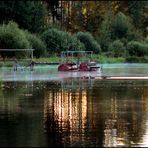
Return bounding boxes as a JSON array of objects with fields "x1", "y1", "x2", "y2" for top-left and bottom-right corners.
[{"x1": 0, "y1": 63, "x2": 148, "y2": 147}]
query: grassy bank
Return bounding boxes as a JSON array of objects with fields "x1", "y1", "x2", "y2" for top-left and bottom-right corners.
[
  {"x1": 34, "y1": 55, "x2": 125, "y2": 63},
  {"x1": 33, "y1": 55, "x2": 125, "y2": 64},
  {"x1": 0, "y1": 54, "x2": 148, "y2": 67},
  {"x1": 35, "y1": 55, "x2": 148, "y2": 63}
]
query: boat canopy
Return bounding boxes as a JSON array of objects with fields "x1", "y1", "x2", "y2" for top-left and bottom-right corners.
[
  {"x1": 61, "y1": 50, "x2": 93, "y2": 56},
  {"x1": 60, "y1": 50, "x2": 94, "y2": 63}
]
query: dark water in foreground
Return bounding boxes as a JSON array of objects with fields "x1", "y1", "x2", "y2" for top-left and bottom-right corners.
[{"x1": 0, "y1": 64, "x2": 148, "y2": 147}]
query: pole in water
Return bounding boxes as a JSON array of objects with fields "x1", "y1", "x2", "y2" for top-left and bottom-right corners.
[
  {"x1": 13, "y1": 59, "x2": 18, "y2": 71},
  {"x1": 30, "y1": 60, "x2": 35, "y2": 71}
]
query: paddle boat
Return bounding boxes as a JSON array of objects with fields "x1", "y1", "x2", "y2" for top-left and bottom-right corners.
[{"x1": 58, "y1": 51, "x2": 102, "y2": 72}]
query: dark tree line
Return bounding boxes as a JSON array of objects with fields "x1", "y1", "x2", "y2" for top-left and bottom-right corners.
[
  {"x1": 0, "y1": 0, "x2": 147, "y2": 35},
  {"x1": 0, "y1": 0, "x2": 147, "y2": 61},
  {"x1": 0, "y1": 0, "x2": 47, "y2": 33}
]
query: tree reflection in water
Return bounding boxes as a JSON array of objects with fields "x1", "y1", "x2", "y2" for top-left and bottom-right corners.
[
  {"x1": 44, "y1": 79, "x2": 148, "y2": 147},
  {"x1": 0, "y1": 79, "x2": 148, "y2": 147}
]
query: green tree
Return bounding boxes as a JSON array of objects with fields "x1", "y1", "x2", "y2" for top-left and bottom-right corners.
[
  {"x1": 0, "y1": 21, "x2": 30, "y2": 59},
  {"x1": 76, "y1": 31, "x2": 101, "y2": 53},
  {"x1": 24, "y1": 31, "x2": 47, "y2": 58},
  {"x1": 111, "y1": 12, "x2": 144, "y2": 42},
  {"x1": 41, "y1": 28, "x2": 84, "y2": 55},
  {"x1": 127, "y1": 41, "x2": 148, "y2": 57},
  {"x1": 96, "y1": 11, "x2": 113, "y2": 52},
  {"x1": 108, "y1": 40, "x2": 126, "y2": 57},
  {"x1": 0, "y1": 1, "x2": 48, "y2": 33},
  {"x1": 127, "y1": 1, "x2": 146, "y2": 29},
  {"x1": 111, "y1": 12, "x2": 133, "y2": 39}
]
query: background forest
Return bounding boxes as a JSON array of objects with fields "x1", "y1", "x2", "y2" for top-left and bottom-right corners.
[{"x1": 0, "y1": 0, "x2": 148, "y2": 63}]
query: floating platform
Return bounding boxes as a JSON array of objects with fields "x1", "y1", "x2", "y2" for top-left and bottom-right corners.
[{"x1": 82, "y1": 76, "x2": 148, "y2": 80}]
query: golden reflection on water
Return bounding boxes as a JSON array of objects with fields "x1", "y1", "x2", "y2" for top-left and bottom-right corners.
[
  {"x1": 43, "y1": 80, "x2": 148, "y2": 147},
  {"x1": 139, "y1": 88, "x2": 148, "y2": 147},
  {"x1": 44, "y1": 88, "x2": 87, "y2": 146}
]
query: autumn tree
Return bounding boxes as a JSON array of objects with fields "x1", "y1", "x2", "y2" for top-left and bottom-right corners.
[{"x1": 45, "y1": 0, "x2": 60, "y2": 23}]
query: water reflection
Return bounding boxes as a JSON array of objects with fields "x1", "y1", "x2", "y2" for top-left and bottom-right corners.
[
  {"x1": 1, "y1": 63, "x2": 148, "y2": 81},
  {"x1": 44, "y1": 79, "x2": 148, "y2": 147},
  {"x1": 0, "y1": 81, "x2": 47, "y2": 147},
  {"x1": 0, "y1": 78, "x2": 148, "y2": 147},
  {"x1": 44, "y1": 79, "x2": 89, "y2": 147}
]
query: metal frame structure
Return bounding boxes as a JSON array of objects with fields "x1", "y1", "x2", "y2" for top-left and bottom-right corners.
[
  {"x1": 0, "y1": 49, "x2": 34, "y2": 60},
  {"x1": 0, "y1": 49, "x2": 35, "y2": 71},
  {"x1": 60, "y1": 50, "x2": 93, "y2": 63}
]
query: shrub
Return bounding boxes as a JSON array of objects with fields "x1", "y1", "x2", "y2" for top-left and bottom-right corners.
[
  {"x1": 127, "y1": 41, "x2": 148, "y2": 57},
  {"x1": 125, "y1": 56, "x2": 140, "y2": 63},
  {"x1": 145, "y1": 37, "x2": 148, "y2": 43},
  {"x1": 126, "y1": 56, "x2": 148, "y2": 63},
  {"x1": 76, "y1": 32, "x2": 101, "y2": 53},
  {"x1": 0, "y1": 21, "x2": 30, "y2": 59},
  {"x1": 108, "y1": 40, "x2": 126, "y2": 57},
  {"x1": 24, "y1": 31, "x2": 47, "y2": 58},
  {"x1": 41, "y1": 28, "x2": 84, "y2": 55}
]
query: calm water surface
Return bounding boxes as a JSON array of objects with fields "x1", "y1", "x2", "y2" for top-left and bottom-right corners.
[{"x1": 0, "y1": 64, "x2": 148, "y2": 147}]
